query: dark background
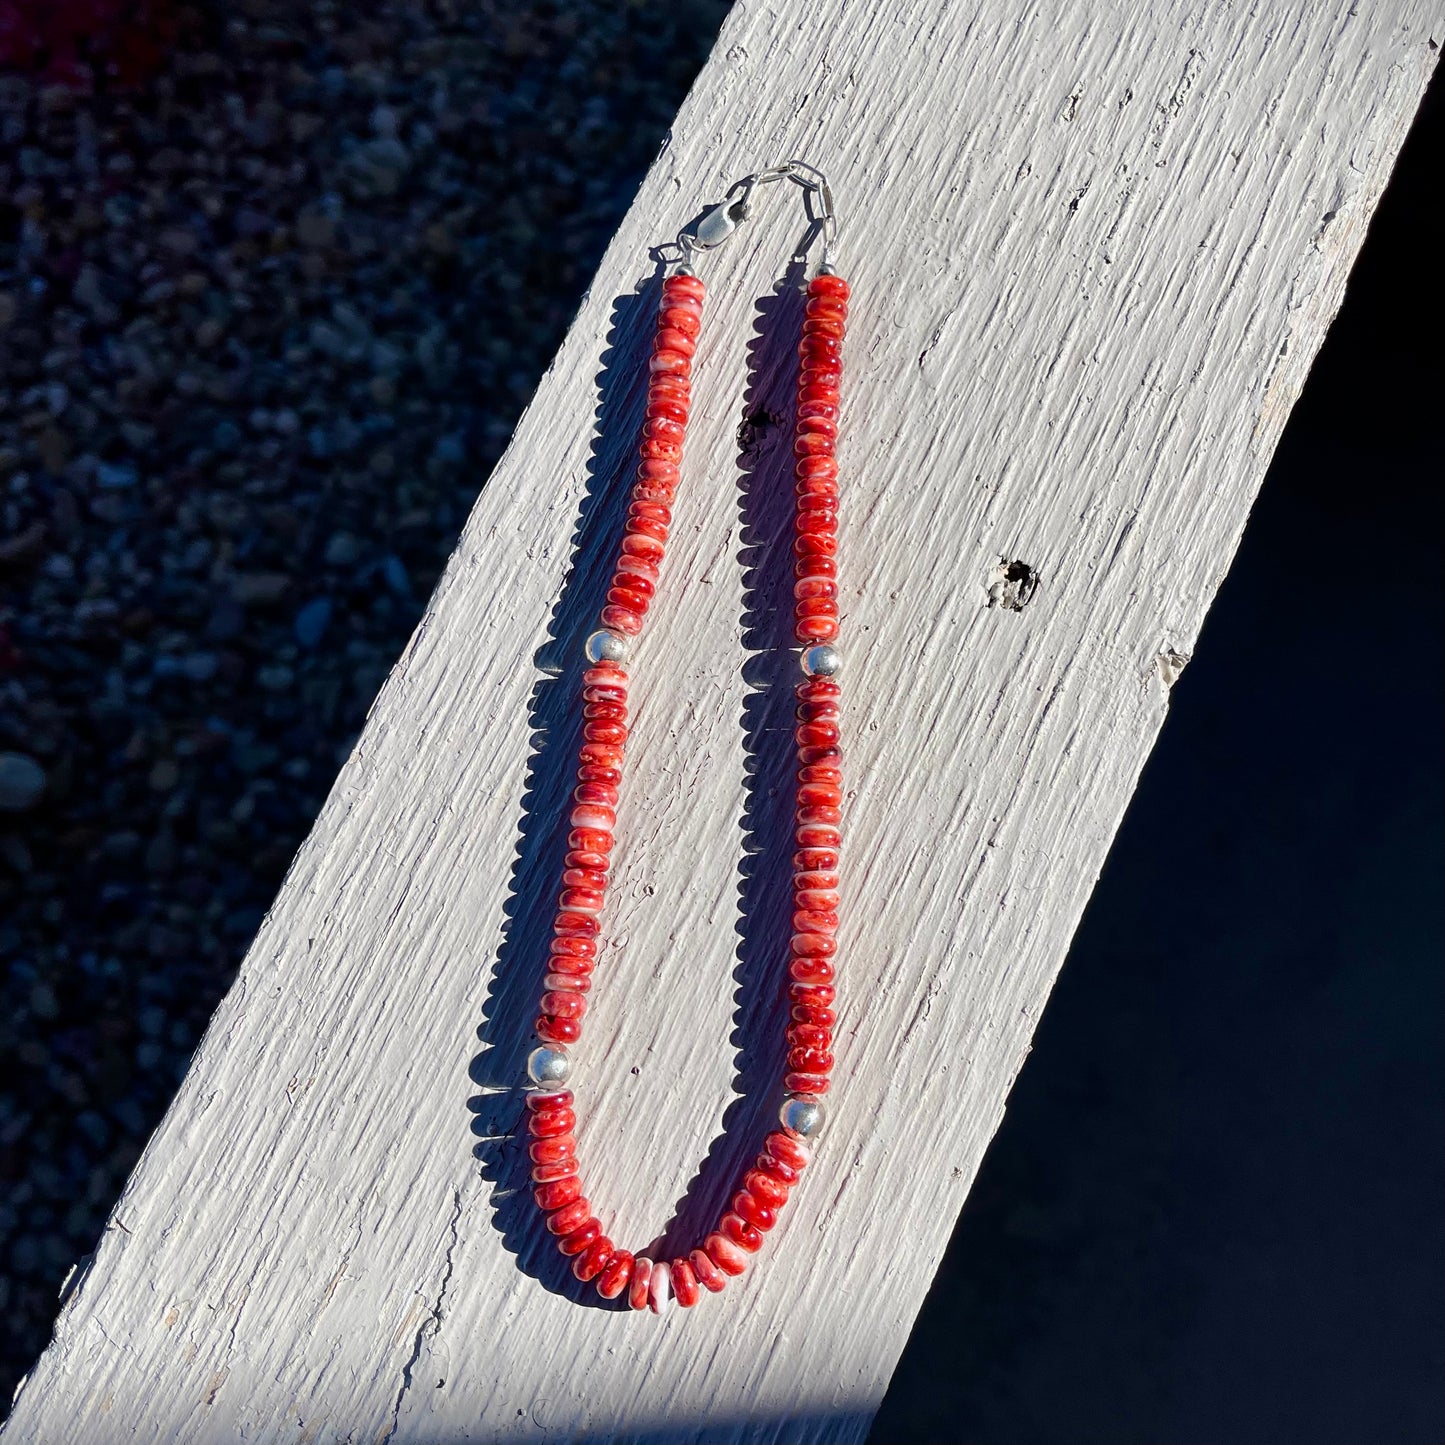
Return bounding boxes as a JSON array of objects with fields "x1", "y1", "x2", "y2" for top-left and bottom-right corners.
[{"x1": 0, "y1": 5, "x2": 1439, "y2": 1439}]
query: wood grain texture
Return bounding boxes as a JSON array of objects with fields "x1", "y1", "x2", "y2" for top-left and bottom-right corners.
[{"x1": 6, "y1": 2, "x2": 1437, "y2": 1441}]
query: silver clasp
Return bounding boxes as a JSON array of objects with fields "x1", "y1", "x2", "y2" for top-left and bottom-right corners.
[{"x1": 673, "y1": 160, "x2": 837, "y2": 272}]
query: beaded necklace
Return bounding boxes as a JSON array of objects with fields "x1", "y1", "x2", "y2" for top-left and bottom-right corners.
[{"x1": 523, "y1": 163, "x2": 846, "y2": 1313}]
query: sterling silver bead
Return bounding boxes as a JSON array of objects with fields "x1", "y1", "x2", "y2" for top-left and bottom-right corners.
[
  {"x1": 526, "y1": 1045, "x2": 572, "y2": 1089},
  {"x1": 780, "y1": 1095, "x2": 825, "y2": 1139},
  {"x1": 585, "y1": 629, "x2": 630, "y2": 666},
  {"x1": 801, "y1": 643, "x2": 841, "y2": 677}
]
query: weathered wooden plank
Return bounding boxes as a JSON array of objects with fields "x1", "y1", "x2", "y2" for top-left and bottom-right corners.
[{"x1": 5, "y1": 1, "x2": 1437, "y2": 1441}]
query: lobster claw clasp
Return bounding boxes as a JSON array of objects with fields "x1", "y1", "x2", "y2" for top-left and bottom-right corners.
[
  {"x1": 685, "y1": 176, "x2": 758, "y2": 252},
  {"x1": 692, "y1": 197, "x2": 747, "y2": 248}
]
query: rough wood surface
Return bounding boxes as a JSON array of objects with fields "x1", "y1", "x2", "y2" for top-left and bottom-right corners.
[{"x1": 6, "y1": 2, "x2": 1437, "y2": 1441}]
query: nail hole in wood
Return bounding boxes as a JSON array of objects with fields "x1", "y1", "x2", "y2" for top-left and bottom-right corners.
[{"x1": 986, "y1": 558, "x2": 1039, "y2": 611}]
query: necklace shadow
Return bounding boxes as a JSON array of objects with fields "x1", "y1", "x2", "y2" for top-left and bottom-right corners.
[{"x1": 467, "y1": 263, "x2": 810, "y2": 1307}]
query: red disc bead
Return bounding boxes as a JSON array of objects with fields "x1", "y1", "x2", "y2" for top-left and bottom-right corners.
[
  {"x1": 785, "y1": 1071, "x2": 831, "y2": 1095},
  {"x1": 704, "y1": 1233, "x2": 749, "y2": 1277},
  {"x1": 796, "y1": 721, "x2": 841, "y2": 748},
  {"x1": 620, "y1": 531, "x2": 665, "y2": 561},
  {"x1": 792, "y1": 1002, "x2": 836, "y2": 1030},
  {"x1": 795, "y1": 597, "x2": 839, "y2": 623},
  {"x1": 744, "y1": 1168, "x2": 790, "y2": 1208},
  {"x1": 732, "y1": 1190, "x2": 777, "y2": 1232},
  {"x1": 797, "y1": 505, "x2": 838, "y2": 531},
  {"x1": 810, "y1": 273, "x2": 850, "y2": 300},
  {"x1": 534, "y1": 1175, "x2": 582, "y2": 1212},
  {"x1": 616, "y1": 553, "x2": 660, "y2": 582},
  {"x1": 541, "y1": 990, "x2": 587, "y2": 1021},
  {"x1": 671, "y1": 1258, "x2": 700, "y2": 1307},
  {"x1": 567, "y1": 826, "x2": 614, "y2": 854},
  {"x1": 558, "y1": 1219, "x2": 602, "y2": 1256},
  {"x1": 797, "y1": 412, "x2": 839, "y2": 440},
  {"x1": 573, "y1": 1235, "x2": 615, "y2": 1281},
  {"x1": 640, "y1": 439, "x2": 682, "y2": 465},
  {"x1": 551, "y1": 913, "x2": 598, "y2": 936},
  {"x1": 545, "y1": 956, "x2": 593, "y2": 983},
  {"x1": 797, "y1": 372, "x2": 843, "y2": 395},
  {"x1": 606, "y1": 586, "x2": 652, "y2": 617},
  {"x1": 664, "y1": 273, "x2": 706, "y2": 302},
  {"x1": 528, "y1": 1134, "x2": 575, "y2": 1165},
  {"x1": 641, "y1": 420, "x2": 686, "y2": 451},
  {"x1": 765, "y1": 1129, "x2": 811, "y2": 1168},
  {"x1": 795, "y1": 556, "x2": 837, "y2": 581},
  {"x1": 546, "y1": 1196, "x2": 592, "y2": 1235},
  {"x1": 528, "y1": 1104, "x2": 576, "y2": 1138},
  {"x1": 721, "y1": 1212, "x2": 765, "y2": 1253},
  {"x1": 791, "y1": 933, "x2": 836, "y2": 959},
  {"x1": 598, "y1": 603, "x2": 643, "y2": 635},
  {"x1": 788, "y1": 1022, "x2": 832, "y2": 1052},
  {"x1": 659, "y1": 306, "x2": 701, "y2": 338},
  {"x1": 789, "y1": 1046, "x2": 834, "y2": 1074},
  {"x1": 532, "y1": 1156, "x2": 579, "y2": 1184},
  {"x1": 794, "y1": 572, "x2": 838, "y2": 598},
  {"x1": 690, "y1": 1247, "x2": 726, "y2": 1293},
  {"x1": 526, "y1": 1088, "x2": 574, "y2": 1111},
  {"x1": 754, "y1": 1152, "x2": 801, "y2": 1189},
  {"x1": 796, "y1": 453, "x2": 839, "y2": 478},
  {"x1": 628, "y1": 1257, "x2": 653, "y2": 1310},
  {"x1": 649, "y1": 349, "x2": 692, "y2": 376},
  {"x1": 647, "y1": 381, "x2": 689, "y2": 410},
  {"x1": 535, "y1": 1014, "x2": 582, "y2": 1044},
  {"x1": 796, "y1": 867, "x2": 840, "y2": 891},
  {"x1": 798, "y1": 676, "x2": 841, "y2": 699},
  {"x1": 793, "y1": 912, "x2": 838, "y2": 939},
  {"x1": 596, "y1": 1250, "x2": 634, "y2": 1300},
  {"x1": 562, "y1": 866, "x2": 608, "y2": 892},
  {"x1": 789, "y1": 958, "x2": 835, "y2": 986},
  {"x1": 788, "y1": 980, "x2": 836, "y2": 1008},
  {"x1": 797, "y1": 617, "x2": 841, "y2": 643},
  {"x1": 558, "y1": 887, "x2": 604, "y2": 915},
  {"x1": 574, "y1": 765, "x2": 623, "y2": 788}
]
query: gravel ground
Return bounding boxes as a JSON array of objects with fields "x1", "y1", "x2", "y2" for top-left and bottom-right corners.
[{"x1": 0, "y1": 0, "x2": 728, "y2": 1402}]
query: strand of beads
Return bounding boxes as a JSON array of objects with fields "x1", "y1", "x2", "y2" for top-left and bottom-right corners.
[
  {"x1": 785, "y1": 272, "x2": 848, "y2": 1119},
  {"x1": 524, "y1": 266, "x2": 847, "y2": 1314}
]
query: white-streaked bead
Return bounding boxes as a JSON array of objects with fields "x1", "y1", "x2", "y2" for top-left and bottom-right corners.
[
  {"x1": 801, "y1": 643, "x2": 841, "y2": 677},
  {"x1": 648, "y1": 1259, "x2": 672, "y2": 1315},
  {"x1": 585, "y1": 629, "x2": 630, "y2": 665},
  {"x1": 780, "y1": 1095, "x2": 825, "y2": 1139},
  {"x1": 526, "y1": 1046, "x2": 571, "y2": 1089}
]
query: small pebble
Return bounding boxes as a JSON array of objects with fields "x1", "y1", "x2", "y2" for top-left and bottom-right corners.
[{"x1": 0, "y1": 753, "x2": 46, "y2": 812}]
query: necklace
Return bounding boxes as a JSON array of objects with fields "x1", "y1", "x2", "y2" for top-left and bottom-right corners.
[{"x1": 524, "y1": 162, "x2": 846, "y2": 1314}]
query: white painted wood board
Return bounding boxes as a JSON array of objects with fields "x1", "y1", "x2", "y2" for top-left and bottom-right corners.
[{"x1": 5, "y1": 2, "x2": 1437, "y2": 1441}]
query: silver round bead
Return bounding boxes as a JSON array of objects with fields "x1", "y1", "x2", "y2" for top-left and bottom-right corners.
[
  {"x1": 801, "y1": 643, "x2": 841, "y2": 677},
  {"x1": 526, "y1": 1045, "x2": 572, "y2": 1089},
  {"x1": 584, "y1": 629, "x2": 630, "y2": 666},
  {"x1": 780, "y1": 1095, "x2": 825, "y2": 1139}
]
